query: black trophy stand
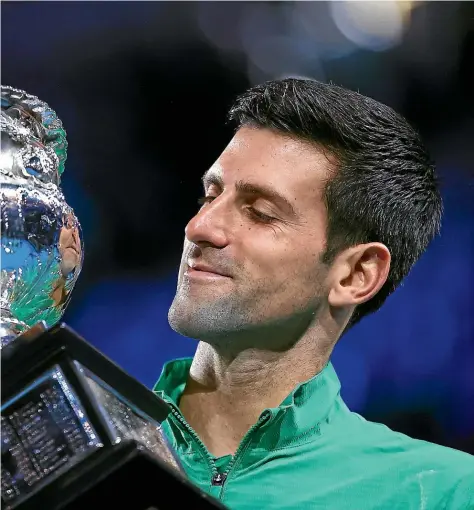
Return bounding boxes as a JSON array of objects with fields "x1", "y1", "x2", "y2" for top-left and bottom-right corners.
[{"x1": 1, "y1": 322, "x2": 227, "y2": 510}]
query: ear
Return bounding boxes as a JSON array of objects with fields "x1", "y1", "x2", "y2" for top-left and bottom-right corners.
[{"x1": 327, "y1": 243, "x2": 391, "y2": 308}]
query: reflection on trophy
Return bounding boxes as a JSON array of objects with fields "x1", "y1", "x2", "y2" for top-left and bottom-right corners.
[
  {"x1": 1, "y1": 85, "x2": 83, "y2": 346},
  {"x1": 1, "y1": 87, "x2": 225, "y2": 509}
]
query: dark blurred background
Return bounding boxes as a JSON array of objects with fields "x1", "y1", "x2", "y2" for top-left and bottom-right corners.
[{"x1": 2, "y1": 1, "x2": 473, "y2": 454}]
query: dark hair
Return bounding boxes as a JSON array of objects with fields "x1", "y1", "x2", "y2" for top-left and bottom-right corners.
[{"x1": 227, "y1": 78, "x2": 443, "y2": 329}]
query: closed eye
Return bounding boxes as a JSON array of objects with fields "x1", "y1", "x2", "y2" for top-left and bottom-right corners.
[
  {"x1": 197, "y1": 196, "x2": 276, "y2": 224},
  {"x1": 245, "y1": 208, "x2": 275, "y2": 224}
]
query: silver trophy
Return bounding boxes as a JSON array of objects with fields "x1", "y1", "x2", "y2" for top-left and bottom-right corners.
[
  {"x1": 0, "y1": 87, "x2": 211, "y2": 509},
  {"x1": 1, "y1": 84, "x2": 82, "y2": 346}
]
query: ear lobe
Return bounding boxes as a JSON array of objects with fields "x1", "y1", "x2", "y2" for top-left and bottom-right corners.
[{"x1": 328, "y1": 243, "x2": 391, "y2": 308}]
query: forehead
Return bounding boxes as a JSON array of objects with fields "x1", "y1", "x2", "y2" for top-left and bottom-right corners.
[{"x1": 206, "y1": 126, "x2": 334, "y2": 208}]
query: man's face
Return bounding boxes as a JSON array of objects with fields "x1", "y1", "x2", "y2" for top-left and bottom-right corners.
[
  {"x1": 58, "y1": 215, "x2": 82, "y2": 277},
  {"x1": 168, "y1": 126, "x2": 333, "y2": 344}
]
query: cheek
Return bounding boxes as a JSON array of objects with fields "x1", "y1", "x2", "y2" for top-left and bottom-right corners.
[{"x1": 247, "y1": 234, "x2": 322, "y2": 284}]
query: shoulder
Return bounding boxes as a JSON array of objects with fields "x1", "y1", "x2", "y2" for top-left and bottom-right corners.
[
  {"x1": 345, "y1": 411, "x2": 474, "y2": 470},
  {"x1": 344, "y1": 411, "x2": 474, "y2": 507}
]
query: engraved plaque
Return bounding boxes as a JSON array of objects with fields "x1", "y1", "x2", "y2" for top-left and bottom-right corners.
[{"x1": 1, "y1": 366, "x2": 101, "y2": 505}]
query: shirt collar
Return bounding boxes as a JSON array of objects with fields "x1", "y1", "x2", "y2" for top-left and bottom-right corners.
[
  {"x1": 154, "y1": 356, "x2": 192, "y2": 406},
  {"x1": 153, "y1": 356, "x2": 344, "y2": 449}
]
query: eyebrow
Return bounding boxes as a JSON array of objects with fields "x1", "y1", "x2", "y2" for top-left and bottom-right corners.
[{"x1": 202, "y1": 171, "x2": 298, "y2": 219}]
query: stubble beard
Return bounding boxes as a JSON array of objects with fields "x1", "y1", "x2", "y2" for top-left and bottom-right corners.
[
  {"x1": 167, "y1": 247, "x2": 329, "y2": 346},
  {"x1": 167, "y1": 277, "x2": 254, "y2": 341}
]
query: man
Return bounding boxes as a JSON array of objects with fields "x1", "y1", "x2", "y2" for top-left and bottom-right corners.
[
  {"x1": 51, "y1": 214, "x2": 83, "y2": 306},
  {"x1": 153, "y1": 78, "x2": 474, "y2": 509}
]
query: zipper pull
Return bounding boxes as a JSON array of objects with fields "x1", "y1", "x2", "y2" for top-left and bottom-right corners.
[{"x1": 211, "y1": 472, "x2": 227, "y2": 486}]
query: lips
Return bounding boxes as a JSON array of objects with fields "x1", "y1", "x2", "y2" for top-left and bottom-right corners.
[{"x1": 187, "y1": 261, "x2": 231, "y2": 278}]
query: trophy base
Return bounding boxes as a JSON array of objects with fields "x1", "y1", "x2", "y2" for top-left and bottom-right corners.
[
  {"x1": 1, "y1": 323, "x2": 226, "y2": 509},
  {"x1": 13, "y1": 439, "x2": 226, "y2": 510}
]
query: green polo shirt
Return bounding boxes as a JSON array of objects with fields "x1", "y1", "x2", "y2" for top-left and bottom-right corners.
[{"x1": 153, "y1": 357, "x2": 474, "y2": 509}]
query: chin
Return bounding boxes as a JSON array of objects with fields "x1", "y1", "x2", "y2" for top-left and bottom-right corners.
[
  {"x1": 168, "y1": 307, "x2": 203, "y2": 339},
  {"x1": 168, "y1": 303, "x2": 194, "y2": 338},
  {"x1": 168, "y1": 287, "x2": 261, "y2": 338},
  {"x1": 168, "y1": 304, "x2": 232, "y2": 341}
]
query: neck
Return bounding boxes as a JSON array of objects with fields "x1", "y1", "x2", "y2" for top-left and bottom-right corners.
[{"x1": 178, "y1": 318, "x2": 337, "y2": 457}]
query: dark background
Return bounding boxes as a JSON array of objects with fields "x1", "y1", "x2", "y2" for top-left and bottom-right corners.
[{"x1": 2, "y1": 1, "x2": 473, "y2": 454}]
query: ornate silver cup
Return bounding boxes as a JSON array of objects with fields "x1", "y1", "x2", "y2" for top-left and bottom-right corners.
[
  {"x1": 1, "y1": 85, "x2": 83, "y2": 346},
  {"x1": 0, "y1": 86, "x2": 223, "y2": 510}
]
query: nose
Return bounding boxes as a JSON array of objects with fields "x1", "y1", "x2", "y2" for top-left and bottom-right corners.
[{"x1": 185, "y1": 196, "x2": 230, "y2": 249}]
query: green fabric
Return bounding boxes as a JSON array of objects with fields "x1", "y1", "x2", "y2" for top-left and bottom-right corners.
[{"x1": 154, "y1": 358, "x2": 474, "y2": 509}]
